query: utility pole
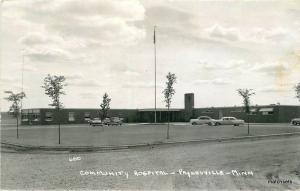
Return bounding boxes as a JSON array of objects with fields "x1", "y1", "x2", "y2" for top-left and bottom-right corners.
[
  {"x1": 20, "y1": 49, "x2": 25, "y2": 129},
  {"x1": 154, "y1": 26, "x2": 157, "y2": 124},
  {"x1": 21, "y1": 50, "x2": 24, "y2": 107}
]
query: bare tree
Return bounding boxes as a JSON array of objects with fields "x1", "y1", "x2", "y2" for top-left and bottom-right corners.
[
  {"x1": 100, "y1": 92, "x2": 111, "y2": 120},
  {"x1": 237, "y1": 88, "x2": 255, "y2": 135},
  {"x1": 163, "y1": 72, "x2": 177, "y2": 139},
  {"x1": 41, "y1": 74, "x2": 67, "y2": 144},
  {"x1": 4, "y1": 91, "x2": 26, "y2": 138},
  {"x1": 295, "y1": 83, "x2": 300, "y2": 103}
]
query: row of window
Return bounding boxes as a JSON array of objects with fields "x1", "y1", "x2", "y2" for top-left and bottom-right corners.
[
  {"x1": 21, "y1": 114, "x2": 40, "y2": 122},
  {"x1": 201, "y1": 108, "x2": 274, "y2": 115},
  {"x1": 21, "y1": 112, "x2": 93, "y2": 122},
  {"x1": 44, "y1": 112, "x2": 92, "y2": 122}
]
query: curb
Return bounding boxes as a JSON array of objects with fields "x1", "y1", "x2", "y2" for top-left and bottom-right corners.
[{"x1": 2, "y1": 132, "x2": 300, "y2": 153}]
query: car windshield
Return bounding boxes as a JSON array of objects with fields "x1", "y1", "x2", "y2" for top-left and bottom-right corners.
[{"x1": 199, "y1": 116, "x2": 210, "y2": 120}]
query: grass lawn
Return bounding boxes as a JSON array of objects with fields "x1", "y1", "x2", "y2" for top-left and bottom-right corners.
[{"x1": 1, "y1": 123, "x2": 300, "y2": 147}]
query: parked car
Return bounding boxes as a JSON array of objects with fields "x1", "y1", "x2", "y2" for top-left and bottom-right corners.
[
  {"x1": 102, "y1": 118, "x2": 111, "y2": 125},
  {"x1": 291, "y1": 118, "x2": 300, "y2": 125},
  {"x1": 190, "y1": 116, "x2": 215, "y2": 126},
  {"x1": 107, "y1": 117, "x2": 123, "y2": 126},
  {"x1": 214, "y1": 117, "x2": 244, "y2": 126},
  {"x1": 89, "y1": 118, "x2": 103, "y2": 126}
]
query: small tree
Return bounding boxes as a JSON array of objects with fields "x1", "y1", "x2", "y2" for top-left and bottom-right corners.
[
  {"x1": 237, "y1": 88, "x2": 255, "y2": 135},
  {"x1": 163, "y1": 72, "x2": 177, "y2": 139},
  {"x1": 100, "y1": 93, "x2": 111, "y2": 120},
  {"x1": 41, "y1": 74, "x2": 67, "y2": 144},
  {"x1": 4, "y1": 91, "x2": 26, "y2": 138},
  {"x1": 295, "y1": 83, "x2": 300, "y2": 103}
]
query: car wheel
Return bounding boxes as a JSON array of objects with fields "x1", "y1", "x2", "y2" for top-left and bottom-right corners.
[
  {"x1": 215, "y1": 122, "x2": 220, "y2": 126},
  {"x1": 208, "y1": 122, "x2": 212, "y2": 126},
  {"x1": 192, "y1": 122, "x2": 196, "y2": 125}
]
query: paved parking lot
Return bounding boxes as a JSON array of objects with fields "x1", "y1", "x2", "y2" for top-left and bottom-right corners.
[{"x1": 1, "y1": 122, "x2": 300, "y2": 147}]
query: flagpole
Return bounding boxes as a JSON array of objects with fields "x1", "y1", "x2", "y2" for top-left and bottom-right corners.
[{"x1": 154, "y1": 26, "x2": 157, "y2": 124}]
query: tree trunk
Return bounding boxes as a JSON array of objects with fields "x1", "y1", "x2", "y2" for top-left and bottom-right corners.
[
  {"x1": 58, "y1": 107, "x2": 61, "y2": 144},
  {"x1": 16, "y1": 115, "x2": 19, "y2": 139},
  {"x1": 247, "y1": 114, "x2": 250, "y2": 135},
  {"x1": 167, "y1": 106, "x2": 170, "y2": 139}
]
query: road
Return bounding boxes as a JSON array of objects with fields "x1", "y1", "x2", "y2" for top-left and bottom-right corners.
[{"x1": 1, "y1": 136, "x2": 300, "y2": 190}]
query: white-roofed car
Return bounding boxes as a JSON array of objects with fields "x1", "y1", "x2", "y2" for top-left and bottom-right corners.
[
  {"x1": 89, "y1": 118, "x2": 103, "y2": 126},
  {"x1": 291, "y1": 118, "x2": 300, "y2": 126},
  {"x1": 107, "y1": 117, "x2": 123, "y2": 126},
  {"x1": 190, "y1": 116, "x2": 216, "y2": 126},
  {"x1": 102, "y1": 118, "x2": 111, "y2": 125},
  {"x1": 214, "y1": 117, "x2": 244, "y2": 126}
]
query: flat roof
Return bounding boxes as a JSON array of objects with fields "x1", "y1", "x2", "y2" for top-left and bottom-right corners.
[
  {"x1": 138, "y1": 108, "x2": 182, "y2": 112},
  {"x1": 21, "y1": 104, "x2": 300, "y2": 112}
]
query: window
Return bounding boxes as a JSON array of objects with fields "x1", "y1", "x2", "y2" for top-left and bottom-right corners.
[
  {"x1": 260, "y1": 108, "x2": 274, "y2": 115},
  {"x1": 262, "y1": 111, "x2": 274, "y2": 115},
  {"x1": 45, "y1": 112, "x2": 53, "y2": 121},
  {"x1": 32, "y1": 114, "x2": 40, "y2": 121},
  {"x1": 69, "y1": 112, "x2": 75, "y2": 122},
  {"x1": 250, "y1": 108, "x2": 257, "y2": 115},
  {"x1": 21, "y1": 114, "x2": 28, "y2": 121},
  {"x1": 84, "y1": 112, "x2": 91, "y2": 121},
  {"x1": 231, "y1": 110, "x2": 243, "y2": 113},
  {"x1": 32, "y1": 109, "x2": 40, "y2": 114}
]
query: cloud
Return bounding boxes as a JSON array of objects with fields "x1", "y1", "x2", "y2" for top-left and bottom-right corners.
[
  {"x1": 0, "y1": 77, "x2": 24, "y2": 91},
  {"x1": 123, "y1": 70, "x2": 140, "y2": 76},
  {"x1": 79, "y1": 93, "x2": 98, "y2": 99},
  {"x1": 50, "y1": 18, "x2": 145, "y2": 46},
  {"x1": 259, "y1": 85, "x2": 291, "y2": 93},
  {"x1": 58, "y1": 0, "x2": 144, "y2": 21},
  {"x1": 205, "y1": 24, "x2": 240, "y2": 42},
  {"x1": 1, "y1": 77, "x2": 18, "y2": 84},
  {"x1": 65, "y1": 74, "x2": 84, "y2": 80},
  {"x1": 146, "y1": 5, "x2": 194, "y2": 27},
  {"x1": 247, "y1": 27, "x2": 291, "y2": 43},
  {"x1": 198, "y1": 59, "x2": 248, "y2": 71},
  {"x1": 24, "y1": 48, "x2": 72, "y2": 63},
  {"x1": 204, "y1": 24, "x2": 293, "y2": 45},
  {"x1": 65, "y1": 74, "x2": 103, "y2": 88},
  {"x1": 251, "y1": 62, "x2": 290, "y2": 74},
  {"x1": 23, "y1": 64, "x2": 38, "y2": 72},
  {"x1": 123, "y1": 82, "x2": 163, "y2": 88},
  {"x1": 68, "y1": 79, "x2": 103, "y2": 87},
  {"x1": 20, "y1": 32, "x2": 64, "y2": 46},
  {"x1": 8, "y1": 0, "x2": 146, "y2": 47},
  {"x1": 194, "y1": 78, "x2": 232, "y2": 86}
]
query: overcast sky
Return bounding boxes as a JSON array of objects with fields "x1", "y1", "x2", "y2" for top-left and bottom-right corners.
[{"x1": 1, "y1": 0, "x2": 300, "y2": 111}]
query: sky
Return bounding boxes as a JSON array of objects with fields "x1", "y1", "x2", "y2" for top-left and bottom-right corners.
[{"x1": 1, "y1": 0, "x2": 300, "y2": 111}]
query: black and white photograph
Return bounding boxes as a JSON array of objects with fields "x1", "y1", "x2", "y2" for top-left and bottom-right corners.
[{"x1": 1, "y1": 0, "x2": 300, "y2": 190}]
